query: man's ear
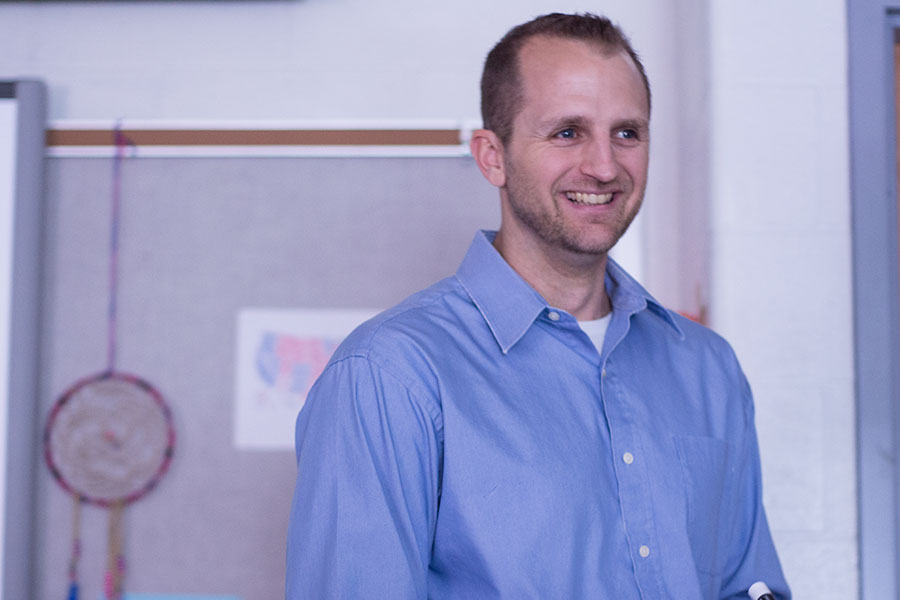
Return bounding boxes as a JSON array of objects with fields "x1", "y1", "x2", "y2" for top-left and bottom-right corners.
[{"x1": 469, "y1": 129, "x2": 506, "y2": 188}]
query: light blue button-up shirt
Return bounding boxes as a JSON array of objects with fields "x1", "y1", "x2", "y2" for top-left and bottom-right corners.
[{"x1": 287, "y1": 230, "x2": 789, "y2": 599}]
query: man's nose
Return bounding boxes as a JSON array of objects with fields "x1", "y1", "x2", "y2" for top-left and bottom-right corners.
[{"x1": 579, "y1": 138, "x2": 618, "y2": 182}]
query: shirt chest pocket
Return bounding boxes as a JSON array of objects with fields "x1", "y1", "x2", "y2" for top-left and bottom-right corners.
[{"x1": 674, "y1": 434, "x2": 733, "y2": 577}]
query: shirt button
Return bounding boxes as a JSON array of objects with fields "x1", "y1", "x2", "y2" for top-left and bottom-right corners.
[
  {"x1": 601, "y1": 368, "x2": 607, "y2": 377},
  {"x1": 639, "y1": 545, "x2": 650, "y2": 558},
  {"x1": 623, "y1": 452, "x2": 634, "y2": 465},
  {"x1": 548, "y1": 311, "x2": 560, "y2": 321}
]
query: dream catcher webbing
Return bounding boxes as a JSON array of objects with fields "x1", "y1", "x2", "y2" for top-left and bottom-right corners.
[{"x1": 44, "y1": 127, "x2": 175, "y2": 600}]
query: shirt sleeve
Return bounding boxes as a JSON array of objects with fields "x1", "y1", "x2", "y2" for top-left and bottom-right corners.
[
  {"x1": 719, "y1": 372, "x2": 791, "y2": 600},
  {"x1": 285, "y1": 353, "x2": 443, "y2": 600}
]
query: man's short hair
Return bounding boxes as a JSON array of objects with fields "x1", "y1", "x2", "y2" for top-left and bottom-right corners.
[{"x1": 480, "y1": 12, "x2": 651, "y2": 144}]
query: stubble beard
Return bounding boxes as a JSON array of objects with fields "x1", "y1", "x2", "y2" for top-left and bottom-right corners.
[{"x1": 503, "y1": 166, "x2": 642, "y2": 258}]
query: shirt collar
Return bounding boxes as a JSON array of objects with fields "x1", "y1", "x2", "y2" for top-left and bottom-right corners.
[
  {"x1": 456, "y1": 231, "x2": 547, "y2": 354},
  {"x1": 455, "y1": 230, "x2": 683, "y2": 353},
  {"x1": 604, "y1": 256, "x2": 685, "y2": 340}
]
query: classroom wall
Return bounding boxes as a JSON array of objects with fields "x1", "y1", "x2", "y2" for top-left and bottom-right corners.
[{"x1": 0, "y1": 0, "x2": 857, "y2": 598}]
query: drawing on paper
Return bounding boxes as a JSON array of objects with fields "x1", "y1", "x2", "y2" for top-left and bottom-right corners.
[{"x1": 234, "y1": 308, "x2": 378, "y2": 450}]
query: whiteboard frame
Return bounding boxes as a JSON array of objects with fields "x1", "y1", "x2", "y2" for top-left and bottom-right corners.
[{"x1": 0, "y1": 80, "x2": 44, "y2": 600}]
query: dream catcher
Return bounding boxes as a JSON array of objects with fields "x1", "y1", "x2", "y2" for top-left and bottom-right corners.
[{"x1": 44, "y1": 126, "x2": 175, "y2": 600}]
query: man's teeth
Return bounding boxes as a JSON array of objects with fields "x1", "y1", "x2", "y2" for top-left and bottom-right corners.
[{"x1": 566, "y1": 192, "x2": 613, "y2": 205}]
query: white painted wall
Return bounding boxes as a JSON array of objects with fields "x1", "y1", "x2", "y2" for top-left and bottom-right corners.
[
  {"x1": 0, "y1": 0, "x2": 672, "y2": 122},
  {"x1": 708, "y1": 1, "x2": 857, "y2": 597},
  {"x1": 0, "y1": 0, "x2": 857, "y2": 598}
]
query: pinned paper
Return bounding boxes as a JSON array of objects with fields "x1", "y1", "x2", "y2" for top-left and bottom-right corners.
[{"x1": 234, "y1": 308, "x2": 378, "y2": 450}]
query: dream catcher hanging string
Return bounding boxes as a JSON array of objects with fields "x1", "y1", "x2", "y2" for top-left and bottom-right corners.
[{"x1": 44, "y1": 125, "x2": 175, "y2": 600}]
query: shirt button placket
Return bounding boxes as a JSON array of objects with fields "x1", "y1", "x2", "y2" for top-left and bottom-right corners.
[{"x1": 603, "y1": 361, "x2": 655, "y2": 588}]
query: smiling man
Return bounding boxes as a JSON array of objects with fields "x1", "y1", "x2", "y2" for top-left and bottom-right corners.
[
  {"x1": 472, "y1": 31, "x2": 650, "y2": 321},
  {"x1": 287, "y1": 13, "x2": 790, "y2": 599}
]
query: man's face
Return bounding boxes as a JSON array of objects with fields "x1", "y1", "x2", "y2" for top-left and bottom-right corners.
[{"x1": 498, "y1": 35, "x2": 650, "y2": 259}]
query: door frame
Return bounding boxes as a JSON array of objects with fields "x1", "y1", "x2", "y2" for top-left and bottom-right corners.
[{"x1": 848, "y1": 2, "x2": 900, "y2": 598}]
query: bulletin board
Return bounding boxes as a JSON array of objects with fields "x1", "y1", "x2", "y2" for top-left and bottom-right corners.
[{"x1": 35, "y1": 154, "x2": 499, "y2": 600}]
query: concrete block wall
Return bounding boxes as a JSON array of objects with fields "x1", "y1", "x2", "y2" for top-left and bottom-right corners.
[{"x1": 708, "y1": 2, "x2": 858, "y2": 597}]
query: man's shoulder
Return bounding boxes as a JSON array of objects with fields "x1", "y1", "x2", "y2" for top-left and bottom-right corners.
[
  {"x1": 333, "y1": 275, "x2": 471, "y2": 363},
  {"x1": 639, "y1": 305, "x2": 744, "y2": 371},
  {"x1": 659, "y1": 309, "x2": 752, "y2": 394},
  {"x1": 669, "y1": 309, "x2": 730, "y2": 347}
]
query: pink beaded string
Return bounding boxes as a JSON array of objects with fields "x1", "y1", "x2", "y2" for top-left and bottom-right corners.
[{"x1": 106, "y1": 123, "x2": 129, "y2": 375}]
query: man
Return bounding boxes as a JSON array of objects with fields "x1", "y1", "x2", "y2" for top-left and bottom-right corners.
[{"x1": 287, "y1": 13, "x2": 790, "y2": 599}]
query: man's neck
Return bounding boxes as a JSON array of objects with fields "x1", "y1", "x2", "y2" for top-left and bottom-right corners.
[{"x1": 493, "y1": 230, "x2": 612, "y2": 321}]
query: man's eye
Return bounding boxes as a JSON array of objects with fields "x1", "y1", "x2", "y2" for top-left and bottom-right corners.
[
  {"x1": 555, "y1": 128, "x2": 577, "y2": 139},
  {"x1": 617, "y1": 129, "x2": 639, "y2": 140}
]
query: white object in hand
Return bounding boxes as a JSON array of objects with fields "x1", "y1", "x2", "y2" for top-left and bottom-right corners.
[{"x1": 748, "y1": 581, "x2": 775, "y2": 600}]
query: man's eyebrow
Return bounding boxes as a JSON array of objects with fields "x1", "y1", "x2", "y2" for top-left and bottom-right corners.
[
  {"x1": 535, "y1": 115, "x2": 591, "y2": 132},
  {"x1": 537, "y1": 115, "x2": 650, "y2": 132},
  {"x1": 615, "y1": 118, "x2": 650, "y2": 131}
]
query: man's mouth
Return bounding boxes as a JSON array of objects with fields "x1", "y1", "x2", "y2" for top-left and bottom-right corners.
[{"x1": 565, "y1": 192, "x2": 614, "y2": 206}]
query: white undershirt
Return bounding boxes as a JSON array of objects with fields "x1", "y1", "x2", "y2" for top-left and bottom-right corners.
[{"x1": 578, "y1": 313, "x2": 612, "y2": 354}]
